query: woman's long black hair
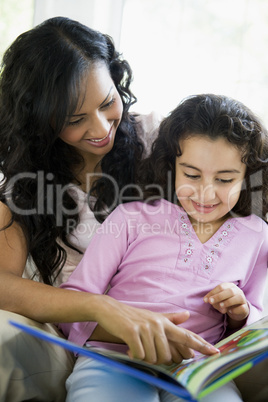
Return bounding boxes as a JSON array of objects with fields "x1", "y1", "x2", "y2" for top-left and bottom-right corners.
[
  {"x1": 139, "y1": 94, "x2": 268, "y2": 221},
  {"x1": 0, "y1": 17, "x2": 144, "y2": 284}
]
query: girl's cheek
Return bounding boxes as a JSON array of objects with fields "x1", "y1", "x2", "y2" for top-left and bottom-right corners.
[
  {"x1": 226, "y1": 183, "x2": 243, "y2": 207},
  {"x1": 176, "y1": 184, "x2": 196, "y2": 199}
]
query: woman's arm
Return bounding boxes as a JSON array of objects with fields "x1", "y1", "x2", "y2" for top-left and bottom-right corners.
[
  {"x1": 0, "y1": 202, "x2": 218, "y2": 364},
  {"x1": 0, "y1": 202, "x2": 100, "y2": 322},
  {"x1": 1, "y1": 269, "x2": 218, "y2": 364}
]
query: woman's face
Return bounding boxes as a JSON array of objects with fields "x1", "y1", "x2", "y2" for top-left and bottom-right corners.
[
  {"x1": 175, "y1": 135, "x2": 247, "y2": 227},
  {"x1": 59, "y1": 62, "x2": 123, "y2": 168}
]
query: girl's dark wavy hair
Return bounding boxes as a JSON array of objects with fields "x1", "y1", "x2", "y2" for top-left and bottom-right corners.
[
  {"x1": 139, "y1": 94, "x2": 268, "y2": 221},
  {"x1": 0, "y1": 17, "x2": 144, "y2": 285}
]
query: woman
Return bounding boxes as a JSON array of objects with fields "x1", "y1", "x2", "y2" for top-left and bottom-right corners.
[{"x1": 0, "y1": 17, "x2": 217, "y2": 401}]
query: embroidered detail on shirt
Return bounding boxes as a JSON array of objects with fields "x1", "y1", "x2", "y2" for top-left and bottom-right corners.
[
  {"x1": 201, "y1": 222, "x2": 234, "y2": 273},
  {"x1": 179, "y1": 214, "x2": 195, "y2": 265},
  {"x1": 178, "y1": 210, "x2": 235, "y2": 275}
]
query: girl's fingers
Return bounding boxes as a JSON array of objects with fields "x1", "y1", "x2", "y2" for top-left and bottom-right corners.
[
  {"x1": 219, "y1": 295, "x2": 245, "y2": 309},
  {"x1": 204, "y1": 284, "x2": 243, "y2": 306}
]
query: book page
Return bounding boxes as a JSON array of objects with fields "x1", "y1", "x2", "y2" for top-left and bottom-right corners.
[{"x1": 170, "y1": 317, "x2": 268, "y2": 397}]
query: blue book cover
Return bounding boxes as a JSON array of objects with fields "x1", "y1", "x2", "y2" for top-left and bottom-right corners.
[{"x1": 9, "y1": 316, "x2": 268, "y2": 401}]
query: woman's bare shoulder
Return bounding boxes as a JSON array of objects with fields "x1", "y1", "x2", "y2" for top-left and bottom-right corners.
[
  {"x1": 0, "y1": 201, "x2": 15, "y2": 229},
  {"x1": 0, "y1": 201, "x2": 28, "y2": 274}
]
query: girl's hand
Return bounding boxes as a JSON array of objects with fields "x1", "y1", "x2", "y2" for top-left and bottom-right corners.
[
  {"x1": 93, "y1": 295, "x2": 219, "y2": 365},
  {"x1": 203, "y1": 282, "x2": 249, "y2": 328}
]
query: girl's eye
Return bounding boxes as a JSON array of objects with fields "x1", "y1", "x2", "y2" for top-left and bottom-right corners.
[
  {"x1": 217, "y1": 178, "x2": 234, "y2": 184},
  {"x1": 101, "y1": 97, "x2": 116, "y2": 110},
  {"x1": 184, "y1": 173, "x2": 200, "y2": 180}
]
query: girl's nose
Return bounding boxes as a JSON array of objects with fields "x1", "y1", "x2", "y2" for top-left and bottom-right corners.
[{"x1": 199, "y1": 184, "x2": 216, "y2": 203}]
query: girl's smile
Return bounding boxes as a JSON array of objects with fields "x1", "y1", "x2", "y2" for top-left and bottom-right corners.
[{"x1": 191, "y1": 200, "x2": 220, "y2": 214}]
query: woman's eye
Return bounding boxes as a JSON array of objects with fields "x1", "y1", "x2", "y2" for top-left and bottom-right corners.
[
  {"x1": 68, "y1": 118, "x2": 83, "y2": 126},
  {"x1": 101, "y1": 97, "x2": 116, "y2": 110}
]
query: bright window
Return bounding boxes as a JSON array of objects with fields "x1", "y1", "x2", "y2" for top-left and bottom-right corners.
[
  {"x1": 1, "y1": 0, "x2": 267, "y2": 127},
  {"x1": 0, "y1": 0, "x2": 34, "y2": 58},
  {"x1": 120, "y1": 0, "x2": 268, "y2": 126}
]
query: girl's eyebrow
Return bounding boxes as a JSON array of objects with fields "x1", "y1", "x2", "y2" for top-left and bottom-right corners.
[{"x1": 179, "y1": 163, "x2": 241, "y2": 174}]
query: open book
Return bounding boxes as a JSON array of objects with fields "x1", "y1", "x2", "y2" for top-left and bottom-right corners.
[{"x1": 9, "y1": 316, "x2": 268, "y2": 401}]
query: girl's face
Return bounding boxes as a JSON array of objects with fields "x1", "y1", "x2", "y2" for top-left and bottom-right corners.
[
  {"x1": 59, "y1": 63, "x2": 123, "y2": 169},
  {"x1": 175, "y1": 135, "x2": 247, "y2": 227}
]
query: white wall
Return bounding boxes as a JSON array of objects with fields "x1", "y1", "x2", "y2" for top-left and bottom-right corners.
[{"x1": 33, "y1": 0, "x2": 125, "y2": 48}]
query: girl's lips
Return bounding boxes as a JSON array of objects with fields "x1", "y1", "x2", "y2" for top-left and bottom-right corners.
[
  {"x1": 85, "y1": 123, "x2": 114, "y2": 148},
  {"x1": 191, "y1": 200, "x2": 219, "y2": 214}
]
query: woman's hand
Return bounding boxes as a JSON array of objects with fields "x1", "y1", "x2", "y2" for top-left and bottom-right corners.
[
  {"x1": 93, "y1": 295, "x2": 219, "y2": 365},
  {"x1": 204, "y1": 282, "x2": 249, "y2": 329}
]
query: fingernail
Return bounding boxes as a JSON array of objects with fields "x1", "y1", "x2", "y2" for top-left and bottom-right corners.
[
  {"x1": 204, "y1": 297, "x2": 208, "y2": 303},
  {"x1": 209, "y1": 345, "x2": 220, "y2": 352}
]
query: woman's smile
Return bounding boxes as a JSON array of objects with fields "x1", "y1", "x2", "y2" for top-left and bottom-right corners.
[{"x1": 84, "y1": 122, "x2": 114, "y2": 147}]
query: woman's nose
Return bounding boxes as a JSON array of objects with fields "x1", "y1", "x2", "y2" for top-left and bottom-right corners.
[{"x1": 87, "y1": 114, "x2": 109, "y2": 139}]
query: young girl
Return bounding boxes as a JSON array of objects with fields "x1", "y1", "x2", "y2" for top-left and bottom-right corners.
[
  {"x1": 59, "y1": 94, "x2": 268, "y2": 401},
  {"x1": 0, "y1": 17, "x2": 217, "y2": 402}
]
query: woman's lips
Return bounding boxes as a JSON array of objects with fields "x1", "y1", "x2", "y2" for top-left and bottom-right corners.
[{"x1": 85, "y1": 123, "x2": 113, "y2": 148}]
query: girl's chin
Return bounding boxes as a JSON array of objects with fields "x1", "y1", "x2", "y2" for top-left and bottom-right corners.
[
  {"x1": 187, "y1": 213, "x2": 207, "y2": 224},
  {"x1": 183, "y1": 206, "x2": 214, "y2": 223}
]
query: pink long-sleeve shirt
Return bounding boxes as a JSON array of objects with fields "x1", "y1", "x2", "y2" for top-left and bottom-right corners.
[{"x1": 59, "y1": 199, "x2": 268, "y2": 351}]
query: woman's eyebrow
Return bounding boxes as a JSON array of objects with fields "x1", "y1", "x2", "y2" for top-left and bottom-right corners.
[
  {"x1": 99, "y1": 86, "x2": 113, "y2": 107},
  {"x1": 179, "y1": 163, "x2": 241, "y2": 174},
  {"x1": 70, "y1": 112, "x2": 86, "y2": 117},
  {"x1": 68, "y1": 86, "x2": 114, "y2": 117}
]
